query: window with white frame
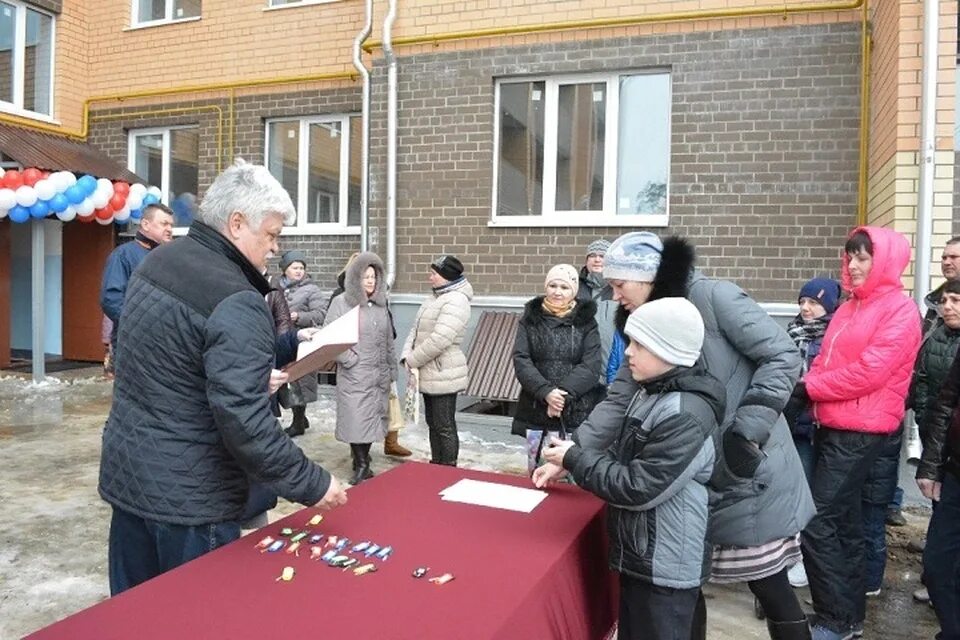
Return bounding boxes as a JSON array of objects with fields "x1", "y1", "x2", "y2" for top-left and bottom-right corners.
[
  {"x1": 0, "y1": 1, "x2": 54, "y2": 118},
  {"x1": 132, "y1": 0, "x2": 201, "y2": 26},
  {"x1": 493, "y1": 71, "x2": 671, "y2": 226},
  {"x1": 128, "y1": 126, "x2": 200, "y2": 228},
  {"x1": 265, "y1": 115, "x2": 362, "y2": 231}
]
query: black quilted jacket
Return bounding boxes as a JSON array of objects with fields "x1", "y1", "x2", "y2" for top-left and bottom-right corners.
[{"x1": 98, "y1": 221, "x2": 331, "y2": 525}]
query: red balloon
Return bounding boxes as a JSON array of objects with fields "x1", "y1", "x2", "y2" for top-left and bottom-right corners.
[
  {"x1": 3, "y1": 170, "x2": 22, "y2": 189},
  {"x1": 108, "y1": 193, "x2": 126, "y2": 211},
  {"x1": 22, "y1": 167, "x2": 42, "y2": 186},
  {"x1": 40, "y1": 171, "x2": 50, "y2": 179},
  {"x1": 113, "y1": 182, "x2": 130, "y2": 196},
  {"x1": 78, "y1": 213, "x2": 96, "y2": 223},
  {"x1": 94, "y1": 206, "x2": 114, "y2": 220}
]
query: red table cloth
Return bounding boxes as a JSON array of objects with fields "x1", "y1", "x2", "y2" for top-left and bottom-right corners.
[{"x1": 28, "y1": 462, "x2": 616, "y2": 639}]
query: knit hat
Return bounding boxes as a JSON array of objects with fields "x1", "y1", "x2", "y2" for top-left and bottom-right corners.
[
  {"x1": 624, "y1": 297, "x2": 704, "y2": 367},
  {"x1": 430, "y1": 255, "x2": 464, "y2": 282},
  {"x1": 545, "y1": 263, "x2": 580, "y2": 295},
  {"x1": 586, "y1": 239, "x2": 610, "y2": 256},
  {"x1": 280, "y1": 250, "x2": 307, "y2": 272},
  {"x1": 798, "y1": 277, "x2": 841, "y2": 314},
  {"x1": 603, "y1": 232, "x2": 664, "y2": 282}
]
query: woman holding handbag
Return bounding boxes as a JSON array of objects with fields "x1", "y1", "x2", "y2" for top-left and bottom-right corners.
[
  {"x1": 511, "y1": 264, "x2": 604, "y2": 474},
  {"x1": 401, "y1": 255, "x2": 473, "y2": 466}
]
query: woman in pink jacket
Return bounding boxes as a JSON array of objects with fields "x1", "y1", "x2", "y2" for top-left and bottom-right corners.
[{"x1": 799, "y1": 226, "x2": 921, "y2": 640}]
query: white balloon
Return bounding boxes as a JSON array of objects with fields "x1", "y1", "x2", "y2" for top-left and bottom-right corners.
[
  {"x1": 91, "y1": 190, "x2": 110, "y2": 210},
  {"x1": 0, "y1": 169, "x2": 5, "y2": 181},
  {"x1": 114, "y1": 206, "x2": 131, "y2": 222},
  {"x1": 0, "y1": 207, "x2": 7, "y2": 220},
  {"x1": 77, "y1": 198, "x2": 95, "y2": 216},
  {"x1": 15, "y1": 185, "x2": 37, "y2": 207},
  {"x1": 146, "y1": 185, "x2": 162, "y2": 199},
  {"x1": 96, "y1": 178, "x2": 114, "y2": 198},
  {"x1": 0, "y1": 188, "x2": 16, "y2": 210},
  {"x1": 56, "y1": 205, "x2": 76, "y2": 222},
  {"x1": 96, "y1": 215, "x2": 114, "y2": 226},
  {"x1": 62, "y1": 172, "x2": 77, "y2": 187},
  {"x1": 35, "y1": 179, "x2": 56, "y2": 201},
  {"x1": 126, "y1": 193, "x2": 143, "y2": 210},
  {"x1": 130, "y1": 183, "x2": 147, "y2": 198}
]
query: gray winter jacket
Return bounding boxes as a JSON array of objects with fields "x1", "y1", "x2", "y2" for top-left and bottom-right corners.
[
  {"x1": 576, "y1": 272, "x2": 813, "y2": 547},
  {"x1": 401, "y1": 279, "x2": 473, "y2": 395},
  {"x1": 564, "y1": 365, "x2": 725, "y2": 588},
  {"x1": 324, "y1": 252, "x2": 397, "y2": 444},
  {"x1": 275, "y1": 274, "x2": 328, "y2": 328}
]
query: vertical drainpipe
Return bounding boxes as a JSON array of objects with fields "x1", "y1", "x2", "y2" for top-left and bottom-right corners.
[
  {"x1": 383, "y1": 0, "x2": 398, "y2": 288},
  {"x1": 352, "y1": 0, "x2": 374, "y2": 252},
  {"x1": 915, "y1": 0, "x2": 937, "y2": 307}
]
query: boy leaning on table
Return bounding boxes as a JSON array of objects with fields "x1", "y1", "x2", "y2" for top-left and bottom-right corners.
[{"x1": 533, "y1": 298, "x2": 724, "y2": 640}]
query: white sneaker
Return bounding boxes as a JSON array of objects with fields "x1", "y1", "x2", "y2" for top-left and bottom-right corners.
[{"x1": 788, "y1": 562, "x2": 809, "y2": 588}]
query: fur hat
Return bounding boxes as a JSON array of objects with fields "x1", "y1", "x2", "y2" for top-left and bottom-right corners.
[{"x1": 624, "y1": 297, "x2": 704, "y2": 367}]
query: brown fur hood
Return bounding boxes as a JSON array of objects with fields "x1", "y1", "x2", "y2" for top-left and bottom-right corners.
[{"x1": 342, "y1": 251, "x2": 388, "y2": 307}]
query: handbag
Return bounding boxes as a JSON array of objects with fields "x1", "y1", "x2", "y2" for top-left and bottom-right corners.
[
  {"x1": 388, "y1": 382, "x2": 404, "y2": 432},
  {"x1": 403, "y1": 368, "x2": 421, "y2": 428}
]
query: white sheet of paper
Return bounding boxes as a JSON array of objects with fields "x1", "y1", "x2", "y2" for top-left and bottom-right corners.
[{"x1": 439, "y1": 478, "x2": 548, "y2": 513}]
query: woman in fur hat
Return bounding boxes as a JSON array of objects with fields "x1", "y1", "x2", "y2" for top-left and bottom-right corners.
[
  {"x1": 511, "y1": 263, "x2": 605, "y2": 474},
  {"x1": 323, "y1": 252, "x2": 398, "y2": 485}
]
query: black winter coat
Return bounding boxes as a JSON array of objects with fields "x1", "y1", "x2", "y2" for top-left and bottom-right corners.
[
  {"x1": 511, "y1": 297, "x2": 604, "y2": 436},
  {"x1": 917, "y1": 348, "x2": 960, "y2": 482},
  {"x1": 910, "y1": 325, "x2": 960, "y2": 430},
  {"x1": 98, "y1": 221, "x2": 331, "y2": 525}
]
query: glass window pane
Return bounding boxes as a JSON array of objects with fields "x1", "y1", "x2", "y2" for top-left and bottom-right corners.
[
  {"x1": 137, "y1": 0, "x2": 166, "y2": 22},
  {"x1": 270, "y1": 0, "x2": 300, "y2": 6},
  {"x1": 173, "y1": 0, "x2": 200, "y2": 20},
  {"x1": 23, "y1": 9, "x2": 52, "y2": 115},
  {"x1": 555, "y1": 83, "x2": 605, "y2": 211},
  {"x1": 347, "y1": 116, "x2": 361, "y2": 227},
  {"x1": 497, "y1": 82, "x2": 544, "y2": 216},
  {"x1": 0, "y1": 2, "x2": 16, "y2": 105},
  {"x1": 133, "y1": 134, "x2": 164, "y2": 190},
  {"x1": 617, "y1": 74, "x2": 670, "y2": 216},
  {"x1": 307, "y1": 121, "x2": 342, "y2": 225},
  {"x1": 267, "y1": 121, "x2": 300, "y2": 224},
  {"x1": 168, "y1": 128, "x2": 199, "y2": 228}
]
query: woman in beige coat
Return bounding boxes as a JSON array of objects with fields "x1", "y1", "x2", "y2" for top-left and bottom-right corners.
[
  {"x1": 324, "y1": 252, "x2": 397, "y2": 484},
  {"x1": 401, "y1": 255, "x2": 473, "y2": 466}
]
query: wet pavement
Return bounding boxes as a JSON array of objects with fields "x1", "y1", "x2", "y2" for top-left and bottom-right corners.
[{"x1": 0, "y1": 370, "x2": 942, "y2": 639}]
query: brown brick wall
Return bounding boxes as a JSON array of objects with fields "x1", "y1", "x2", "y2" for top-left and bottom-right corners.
[
  {"x1": 86, "y1": 86, "x2": 365, "y2": 286},
  {"x1": 368, "y1": 23, "x2": 862, "y2": 302}
]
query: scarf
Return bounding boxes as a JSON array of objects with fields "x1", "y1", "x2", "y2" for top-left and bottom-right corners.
[
  {"x1": 787, "y1": 314, "x2": 830, "y2": 374},
  {"x1": 542, "y1": 297, "x2": 576, "y2": 317},
  {"x1": 433, "y1": 276, "x2": 465, "y2": 295},
  {"x1": 135, "y1": 230, "x2": 159, "y2": 250},
  {"x1": 584, "y1": 270, "x2": 605, "y2": 292}
]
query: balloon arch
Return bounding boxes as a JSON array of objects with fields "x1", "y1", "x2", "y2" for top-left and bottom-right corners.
[{"x1": 0, "y1": 167, "x2": 162, "y2": 226}]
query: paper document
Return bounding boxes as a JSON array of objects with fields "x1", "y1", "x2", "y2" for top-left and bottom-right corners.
[
  {"x1": 282, "y1": 306, "x2": 359, "y2": 383},
  {"x1": 439, "y1": 478, "x2": 548, "y2": 513}
]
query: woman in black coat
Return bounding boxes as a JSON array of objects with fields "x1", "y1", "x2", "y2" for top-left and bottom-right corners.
[{"x1": 511, "y1": 263, "x2": 604, "y2": 474}]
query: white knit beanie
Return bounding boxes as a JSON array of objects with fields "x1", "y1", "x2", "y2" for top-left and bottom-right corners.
[
  {"x1": 624, "y1": 298, "x2": 704, "y2": 367},
  {"x1": 544, "y1": 263, "x2": 579, "y2": 295},
  {"x1": 603, "y1": 232, "x2": 663, "y2": 282}
]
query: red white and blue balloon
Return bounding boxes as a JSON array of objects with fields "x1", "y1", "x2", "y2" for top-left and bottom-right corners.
[{"x1": 0, "y1": 167, "x2": 162, "y2": 225}]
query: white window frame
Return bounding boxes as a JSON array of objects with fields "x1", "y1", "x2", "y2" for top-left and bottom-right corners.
[
  {"x1": 0, "y1": 0, "x2": 55, "y2": 121},
  {"x1": 264, "y1": 0, "x2": 341, "y2": 10},
  {"x1": 491, "y1": 70, "x2": 671, "y2": 228},
  {"x1": 127, "y1": 125, "x2": 199, "y2": 236},
  {"x1": 264, "y1": 114, "x2": 361, "y2": 236},
  {"x1": 130, "y1": 0, "x2": 201, "y2": 28}
]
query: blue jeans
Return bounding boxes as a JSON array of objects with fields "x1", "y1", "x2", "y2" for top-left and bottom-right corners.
[
  {"x1": 924, "y1": 473, "x2": 960, "y2": 640},
  {"x1": 861, "y1": 502, "x2": 887, "y2": 593},
  {"x1": 108, "y1": 506, "x2": 241, "y2": 595}
]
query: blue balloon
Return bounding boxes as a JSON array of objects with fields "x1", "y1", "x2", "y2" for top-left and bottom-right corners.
[
  {"x1": 49, "y1": 193, "x2": 69, "y2": 213},
  {"x1": 8, "y1": 204, "x2": 30, "y2": 223},
  {"x1": 78, "y1": 175, "x2": 97, "y2": 195},
  {"x1": 65, "y1": 184, "x2": 85, "y2": 204},
  {"x1": 29, "y1": 201, "x2": 49, "y2": 219},
  {"x1": 142, "y1": 194, "x2": 159, "y2": 206},
  {"x1": 129, "y1": 207, "x2": 143, "y2": 221}
]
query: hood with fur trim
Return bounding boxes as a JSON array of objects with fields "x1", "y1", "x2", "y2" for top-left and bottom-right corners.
[
  {"x1": 616, "y1": 236, "x2": 696, "y2": 332},
  {"x1": 342, "y1": 251, "x2": 388, "y2": 307}
]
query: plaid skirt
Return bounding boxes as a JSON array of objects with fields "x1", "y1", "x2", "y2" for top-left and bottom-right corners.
[{"x1": 709, "y1": 535, "x2": 801, "y2": 584}]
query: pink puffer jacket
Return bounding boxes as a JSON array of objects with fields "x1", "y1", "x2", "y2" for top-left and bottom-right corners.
[{"x1": 806, "y1": 226, "x2": 921, "y2": 434}]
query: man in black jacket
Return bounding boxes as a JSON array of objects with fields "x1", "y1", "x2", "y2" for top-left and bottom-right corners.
[{"x1": 98, "y1": 160, "x2": 347, "y2": 595}]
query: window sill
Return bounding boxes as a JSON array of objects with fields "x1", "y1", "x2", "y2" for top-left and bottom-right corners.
[
  {"x1": 263, "y1": 0, "x2": 344, "y2": 11},
  {"x1": 124, "y1": 16, "x2": 202, "y2": 32},
  {"x1": 0, "y1": 104, "x2": 58, "y2": 125},
  {"x1": 488, "y1": 214, "x2": 669, "y2": 228}
]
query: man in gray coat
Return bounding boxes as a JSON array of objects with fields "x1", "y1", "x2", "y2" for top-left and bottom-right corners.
[{"x1": 99, "y1": 160, "x2": 347, "y2": 595}]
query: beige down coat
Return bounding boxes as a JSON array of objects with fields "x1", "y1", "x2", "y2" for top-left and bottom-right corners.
[
  {"x1": 401, "y1": 279, "x2": 473, "y2": 395},
  {"x1": 324, "y1": 252, "x2": 397, "y2": 444}
]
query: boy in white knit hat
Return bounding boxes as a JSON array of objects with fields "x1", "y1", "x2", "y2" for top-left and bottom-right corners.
[{"x1": 535, "y1": 298, "x2": 725, "y2": 640}]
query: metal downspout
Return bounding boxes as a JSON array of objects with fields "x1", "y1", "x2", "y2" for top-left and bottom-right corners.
[
  {"x1": 915, "y1": 0, "x2": 937, "y2": 306},
  {"x1": 352, "y1": 0, "x2": 373, "y2": 252},
  {"x1": 383, "y1": 0, "x2": 398, "y2": 288}
]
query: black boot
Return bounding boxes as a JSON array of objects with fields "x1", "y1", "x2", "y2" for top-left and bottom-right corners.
[
  {"x1": 284, "y1": 406, "x2": 309, "y2": 438},
  {"x1": 350, "y1": 444, "x2": 374, "y2": 485},
  {"x1": 766, "y1": 619, "x2": 811, "y2": 640}
]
